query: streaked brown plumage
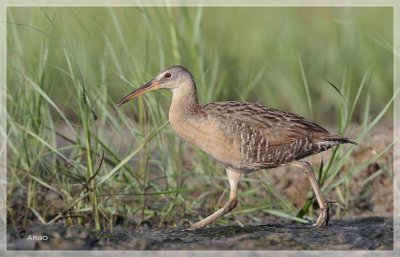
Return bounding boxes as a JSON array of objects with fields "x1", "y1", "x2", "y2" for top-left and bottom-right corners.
[{"x1": 118, "y1": 65, "x2": 356, "y2": 229}]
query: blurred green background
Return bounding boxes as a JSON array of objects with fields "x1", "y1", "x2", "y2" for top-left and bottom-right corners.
[
  {"x1": 6, "y1": 7, "x2": 393, "y2": 230},
  {"x1": 8, "y1": 7, "x2": 393, "y2": 122}
]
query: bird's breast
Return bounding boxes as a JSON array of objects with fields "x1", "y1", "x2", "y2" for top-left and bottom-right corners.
[{"x1": 169, "y1": 110, "x2": 245, "y2": 169}]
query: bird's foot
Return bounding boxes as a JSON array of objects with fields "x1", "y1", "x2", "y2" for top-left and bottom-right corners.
[
  {"x1": 189, "y1": 220, "x2": 207, "y2": 230},
  {"x1": 312, "y1": 204, "x2": 330, "y2": 228}
]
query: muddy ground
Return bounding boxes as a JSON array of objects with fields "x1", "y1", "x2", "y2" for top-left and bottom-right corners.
[{"x1": 6, "y1": 217, "x2": 393, "y2": 250}]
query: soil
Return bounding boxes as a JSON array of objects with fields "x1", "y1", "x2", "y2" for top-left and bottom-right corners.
[{"x1": 6, "y1": 217, "x2": 393, "y2": 250}]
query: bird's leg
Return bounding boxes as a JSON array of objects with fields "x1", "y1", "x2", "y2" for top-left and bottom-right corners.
[
  {"x1": 290, "y1": 160, "x2": 329, "y2": 228},
  {"x1": 190, "y1": 168, "x2": 243, "y2": 229}
]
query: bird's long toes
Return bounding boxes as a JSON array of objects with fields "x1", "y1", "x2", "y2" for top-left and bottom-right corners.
[
  {"x1": 313, "y1": 206, "x2": 329, "y2": 228},
  {"x1": 312, "y1": 220, "x2": 323, "y2": 228},
  {"x1": 189, "y1": 221, "x2": 207, "y2": 230},
  {"x1": 312, "y1": 218, "x2": 324, "y2": 228}
]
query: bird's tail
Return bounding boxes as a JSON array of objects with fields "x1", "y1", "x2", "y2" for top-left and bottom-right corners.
[{"x1": 316, "y1": 135, "x2": 357, "y2": 147}]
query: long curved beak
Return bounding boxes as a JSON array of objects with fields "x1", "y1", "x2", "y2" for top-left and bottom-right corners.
[{"x1": 117, "y1": 79, "x2": 161, "y2": 106}]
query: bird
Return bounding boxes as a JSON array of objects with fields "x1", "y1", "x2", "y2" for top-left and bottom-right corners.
[{"x1": 117, "y1": 65, "x2": 356, "y2": 229}]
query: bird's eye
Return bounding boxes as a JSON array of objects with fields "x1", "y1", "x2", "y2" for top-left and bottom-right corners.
[{"x1": 164, "y1": 73, "x2": 172, "y2": 79}]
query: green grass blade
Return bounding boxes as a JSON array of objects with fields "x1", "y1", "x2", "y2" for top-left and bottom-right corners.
[
  {"x1": 97, "y1": 121, "x2": 169, "y2": 186},
  {"x1": 265, "y1": 209, "x2": 310, "y2": 224},
  {"x1": 11, "y1": 121, "x2": 80, "y2": 168},
  {"x1": 11, "y1": 68, "x2": 78, "y2": 138},
  {"x1": 297, "y1": 53, "x2": 313, "y2": 119},
  {"x1": 325, "y1": 80, "x2": 348, "y2": 132}
]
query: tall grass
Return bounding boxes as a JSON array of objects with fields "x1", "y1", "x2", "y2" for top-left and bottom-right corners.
[{"x1": 5, "y1": 7, "x2": 393, "y2": 230}]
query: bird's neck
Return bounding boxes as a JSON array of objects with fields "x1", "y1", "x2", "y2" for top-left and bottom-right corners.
[
  {"x1": 170, "y1": 81, "x2": 200, "y2": 116},
  {"x1": 168, "y1": 81, "x2": 202, "y2": 145}
]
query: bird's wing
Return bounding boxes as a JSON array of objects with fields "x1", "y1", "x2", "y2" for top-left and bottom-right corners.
[{"x1": 202, "y1": 101, "x2": 331, "y2": 146}]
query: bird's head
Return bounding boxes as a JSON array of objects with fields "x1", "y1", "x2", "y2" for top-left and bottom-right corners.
[{"x1": 117, "y1": 65, "x2": 194, "y2": 106}]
